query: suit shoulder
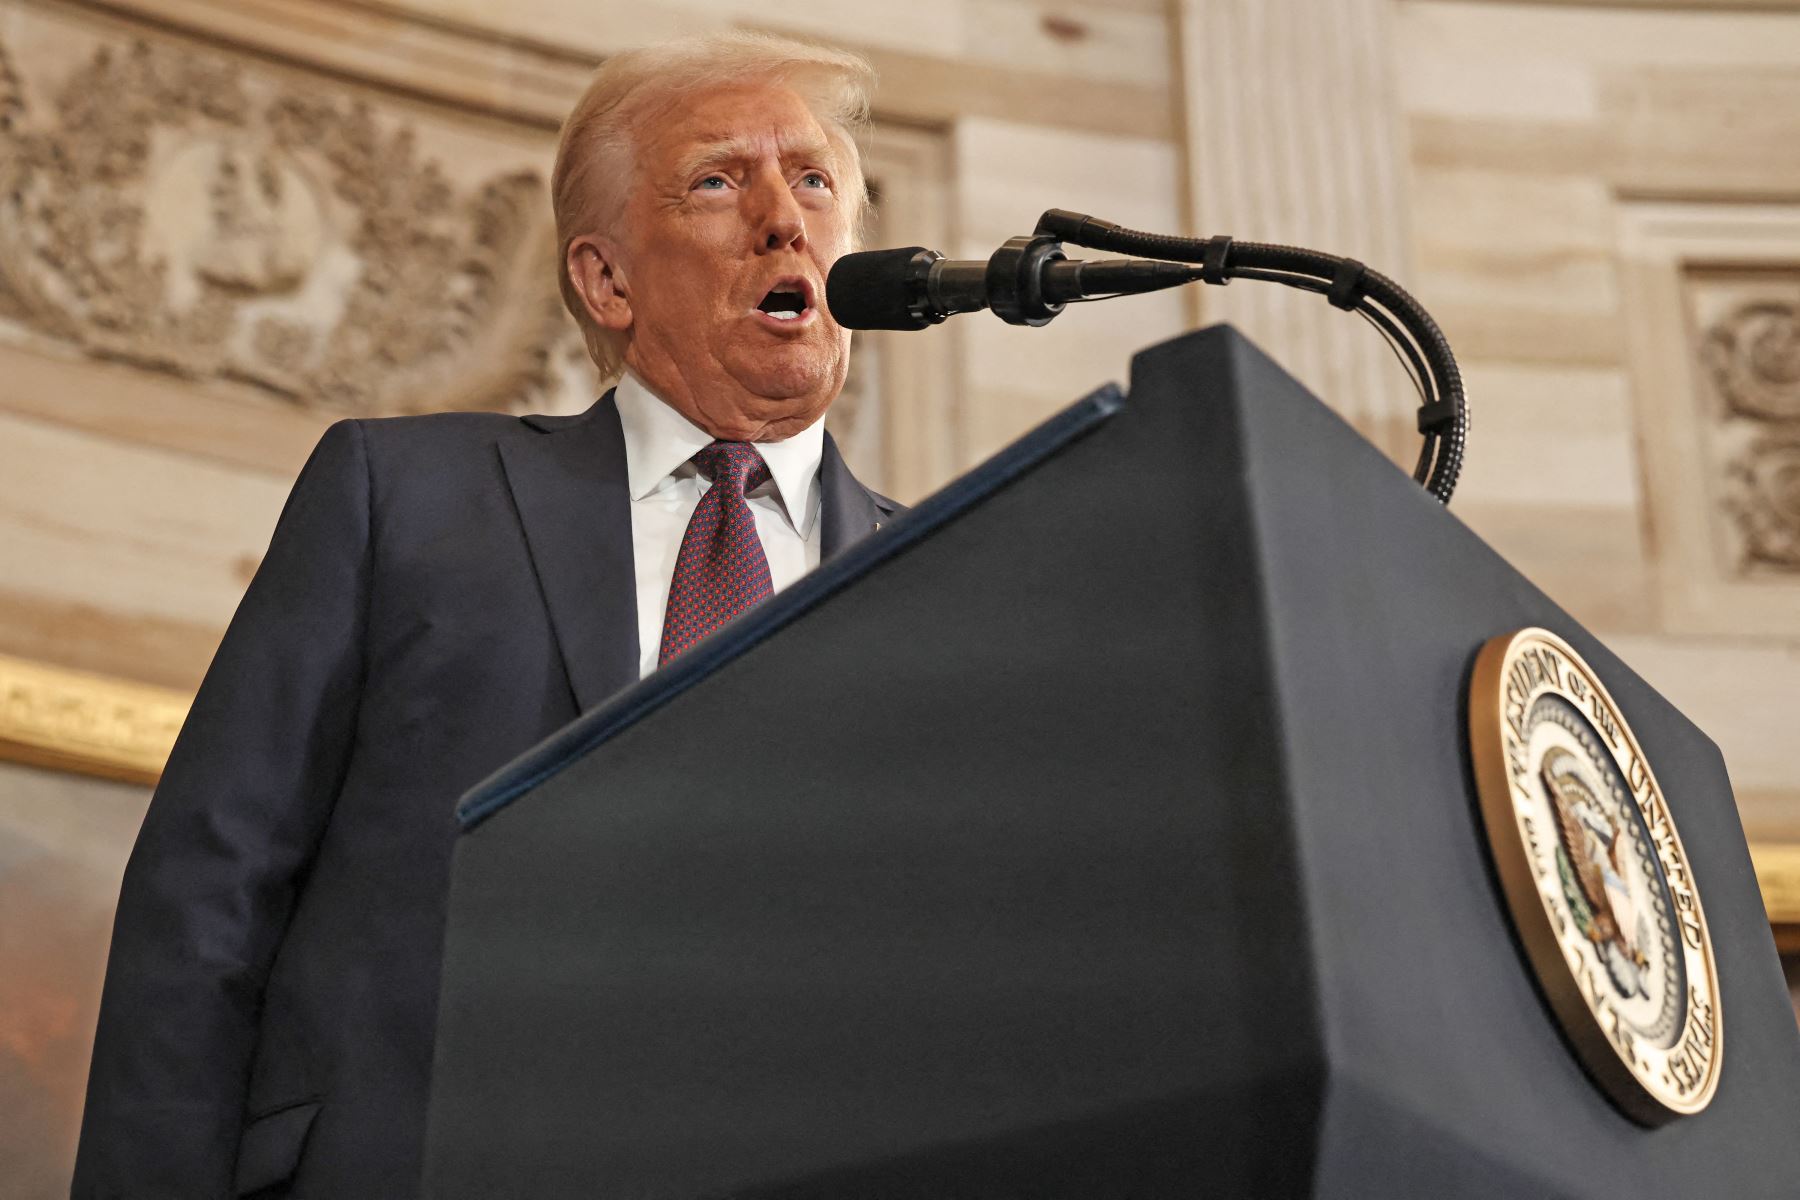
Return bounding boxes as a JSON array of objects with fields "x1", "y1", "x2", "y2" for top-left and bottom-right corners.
[
  {"x1": 319, "y1": 413, "x2": 526, "y2": 504},
  {"x1": 348, "y1": 394, "x2": 613, "y2": 453},
  {"x1": 354, "y1": 409, "x2": 526, "y2": 447},
  {"x1": 352, "y1": 408, "x2": 576, "y2": 474}
]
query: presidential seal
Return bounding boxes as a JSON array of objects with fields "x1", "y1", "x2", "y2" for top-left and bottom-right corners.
[{"x1": 1468, "y1": 628, "x2": 1721, "y2": 1123}]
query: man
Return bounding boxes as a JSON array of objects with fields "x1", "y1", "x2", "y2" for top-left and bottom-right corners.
[{"x1": 73, "y1": 32, "x2": 898, "y2": 1199}]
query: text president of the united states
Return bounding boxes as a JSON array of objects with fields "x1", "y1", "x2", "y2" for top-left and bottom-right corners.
[{"x1": 73, "y1": 32, "x2": 899, "y2": 1199}]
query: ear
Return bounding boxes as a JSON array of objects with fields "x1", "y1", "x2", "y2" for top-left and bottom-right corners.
[{"x1": 566, "y1": 235, "x2": 633, "y2": 333}]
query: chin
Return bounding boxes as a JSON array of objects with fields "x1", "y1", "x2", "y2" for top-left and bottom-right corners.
[{"x1": 729, "y1": 348, "x2": 842, "y2": 408}]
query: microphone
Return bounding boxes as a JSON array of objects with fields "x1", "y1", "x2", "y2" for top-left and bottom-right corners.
[{"x1": 826, "y1": 239, "x2": 1201, "y2": 331}]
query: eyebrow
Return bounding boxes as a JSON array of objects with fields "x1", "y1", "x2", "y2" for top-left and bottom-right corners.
[{"x1": 674, "y1": 133, "x2": 838, "y2": 181}]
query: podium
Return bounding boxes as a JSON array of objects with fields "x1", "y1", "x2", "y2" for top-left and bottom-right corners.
[{"x1": 423, "y1": 327, "x2": 1800, "y2": 1197}]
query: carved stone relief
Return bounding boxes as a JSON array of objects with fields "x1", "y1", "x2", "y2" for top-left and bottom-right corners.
[
  {"x1": 1724, "y1": 433, "x2": 1800, "y2": 570},
  {"x1": 1705, "y1": 301, "x2": 1800, "y2": 423},
  {"x1": 0, "y1": 28, "x2": 593, "y2": 416},
  {"x1": 1694, "y1": 283, "x2": 1800, "y2": 573}
]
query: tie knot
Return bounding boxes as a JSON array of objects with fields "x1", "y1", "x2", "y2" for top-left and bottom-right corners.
[{"x1": 693, "y1": 441, "x2": 771, "y2": 495}]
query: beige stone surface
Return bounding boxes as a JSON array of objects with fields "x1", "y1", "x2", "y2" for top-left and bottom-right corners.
[
  {"x1": 1413, "y1": 169, "x2": 1618, "y2": 318},
  {"x1": 951, "y1": 116, "x2": 1185, "y2": 464},
  {"x1": 1175, "y1": 0, "x2": 1416, "y2": 459},
  {"x1": 961, "y1": 0, "x2": 1172, "y2": 88},
  {"x1": 0, "y1": 342, "x2": 331, "y2": 478},
  {"x1": 1609, "y1": 635, "x2": 1800, "y2": 834},
  {"x1": 0, "y1": 410, "x2": 292, "y2": 684},
  {"x1": 1450, "y1": 362, "x2": 1642, "y2": 512},
  {"x1": 1395, "y1": 0, "x2": 1800, "y2": 852}
]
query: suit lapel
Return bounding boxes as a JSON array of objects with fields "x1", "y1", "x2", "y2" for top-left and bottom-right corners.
[
  {"x1": 819, "y1": 431, "x2": 891, "y2": 560},
  {"x1": 498, "y1": 391, "x2": 639, "y2": 713},
  {"x1": 499, "y1": 407, "x2": 891, "y2": 711}
]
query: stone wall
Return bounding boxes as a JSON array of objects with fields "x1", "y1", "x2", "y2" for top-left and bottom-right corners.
[
  {"x1": 1392, "y1": 2, "x2": 1800, "y2": 853},
  {"x1": 2, "y1": 0, "x2": 1799, "y2": 1190},
  {"x1": 0, "y1": 0, "x2": 1187, "y2": 692}
]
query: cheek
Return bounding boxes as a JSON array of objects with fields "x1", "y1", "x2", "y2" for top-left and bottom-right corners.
[
  {"x1": 645, "y1": 274, "x2": 731, "y2": 342},
  {"x1": 814, "y1": 218, "x2": 855, "y2": 266},
  {"x1": 634, "y1": 226, "x2": 736, "y2": 309}
]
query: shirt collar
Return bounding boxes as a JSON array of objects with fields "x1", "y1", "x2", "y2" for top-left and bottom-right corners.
[{"x1": 613, "y1": 371, "x2": 826, "y2": 538}]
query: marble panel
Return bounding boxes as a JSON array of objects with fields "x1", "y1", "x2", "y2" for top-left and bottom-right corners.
[
  {"x1": 1609, "y1": 634, "x2": 1800, "y2": 808},
  {"x1": 0, "y1": 411, "x2": 288, "y2": 646},
  {"x1": 961, "y1": 0, "x2": 1172, "y2": 88},
  {"x1": 1452, "y1": 500, "x2": 1657, "y2": 635}
]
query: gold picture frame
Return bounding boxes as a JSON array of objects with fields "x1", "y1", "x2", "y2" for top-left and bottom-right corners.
[{"x1": 0, "y1": 653, "x2": 188, "y2": 787}]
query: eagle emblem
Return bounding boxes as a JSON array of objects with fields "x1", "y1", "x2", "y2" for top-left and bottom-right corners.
[{"x1": 1541, "y1": 747, "x2": 1650, "y2": 999}]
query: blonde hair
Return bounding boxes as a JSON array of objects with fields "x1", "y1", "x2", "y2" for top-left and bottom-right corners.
[{"x1": 551, "y1": 32, "x2": 875, "y2": 380}]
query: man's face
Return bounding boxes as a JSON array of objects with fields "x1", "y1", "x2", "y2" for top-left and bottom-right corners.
[{"x1": 592, "y1": 81, "x2": 857, "y2": 442}]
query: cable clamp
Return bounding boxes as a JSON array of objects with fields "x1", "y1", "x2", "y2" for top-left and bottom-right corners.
[
  {"x1": 1328, "y1": 257, "x2": 1368, "y2": 311},
  {"x1": 1416, "y1": 399, "x2": 1456, "y2": 434},
  {"x1": 1201, "y1": 235, "x2": 1233, "y2": 285}
]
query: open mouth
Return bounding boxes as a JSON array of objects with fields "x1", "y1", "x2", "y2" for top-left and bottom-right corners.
[{"x1": 754, "y1": 278, "x2": 813, "y2": 323}]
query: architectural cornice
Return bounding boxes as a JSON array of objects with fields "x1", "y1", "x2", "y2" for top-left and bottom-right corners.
[
  {"x1": 51, "y1": 0, "x2": 1175, "y2": 140},
  {"x1": 53, "y1": 0, "x2": 593, "y2": 129}
]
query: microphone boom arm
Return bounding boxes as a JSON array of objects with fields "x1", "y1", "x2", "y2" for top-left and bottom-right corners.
[
  {"x1": 1032, "y1": 209, "x2": 1468, "y2": 506},
  {"x1": 824, "y1": 212, "x2": 1466, "y2": 505}
]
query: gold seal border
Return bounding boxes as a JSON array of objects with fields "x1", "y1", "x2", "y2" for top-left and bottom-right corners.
[{"x1": 1468, "y1": 627, "x2": 1723, "y2": 1124}]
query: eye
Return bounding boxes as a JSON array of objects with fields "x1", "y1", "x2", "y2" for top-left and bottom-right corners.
[
  {"x1": 692, "y1": 174, "x2": 730, "y2": 191},
  {"x1": 798, "y1": 171, "x2": 831, "y2": 190}
]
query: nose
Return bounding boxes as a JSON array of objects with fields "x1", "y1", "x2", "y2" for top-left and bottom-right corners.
[{"x1": 749, "y1": 172, "x2": 806, "y2": 254}]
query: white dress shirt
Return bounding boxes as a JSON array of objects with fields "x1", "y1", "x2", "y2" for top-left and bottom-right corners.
[{"x1": 614, "y1": 371, "x2": 824, "y2": 678}]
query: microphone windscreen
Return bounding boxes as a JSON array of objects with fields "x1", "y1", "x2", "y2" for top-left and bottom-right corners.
[{"x1": 826, "y1": 247, "x2": 929, "y2": 331}]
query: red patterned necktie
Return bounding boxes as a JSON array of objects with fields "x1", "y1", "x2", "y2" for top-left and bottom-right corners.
[{"x1": 657, "y1": 441, "x2": 776, "y2": 666}]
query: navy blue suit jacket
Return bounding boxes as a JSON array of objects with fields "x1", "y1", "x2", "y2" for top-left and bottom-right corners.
[{"x1": 72, "y1": 392, "x2": 900, "y2": 1198}]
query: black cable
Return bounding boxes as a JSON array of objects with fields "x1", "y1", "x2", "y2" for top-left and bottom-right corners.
[
  {"x1": 1066, "y1": 267, "x2": 1442, "y2": 483},
  {"x1": 1223, "y1": 269, "x2": 1434, "y2": 398},
  {"x1": 1353, "y1": 308, "x2": 1431, "y2": 407},
  {"x1": 1158, "y1": 263, "x2": 1442, "y2": 482},
  {"x1": 1072, "y1": 261, "x2": 1437, "y2": 411},
  {"x1": 1356, "y1": 306, "x2": 1443, "y2": 485},
  {"x1": 1227, "y1": 272, "x2": 1429, "y2": 377},
  {"x1": 1035, "y1": 210, "x2": 1468, "y2": 504}
]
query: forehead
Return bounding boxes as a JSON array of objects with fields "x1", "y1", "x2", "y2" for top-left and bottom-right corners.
[{"x1": 632, "y1": 81, "x2": 836, "y2": 172}]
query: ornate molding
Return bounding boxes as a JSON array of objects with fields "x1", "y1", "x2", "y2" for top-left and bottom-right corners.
[
  {"x1": 1704, "y1": 300, "x2": 1800, "y2": 422},
  {"x1": 52, "y1": 0, "x2": 592, "y2": 131},
  {"x1": 62, "y1": 0, "x2": 1173, "y2": 141},
  {"x1": 1695, "y1": 292, "x2": 1800, "y2": 574},
  {"x1": 1725, "y1": 433, "x2": 1800, "y2": 569},
  {"x1": 0, "y1": 654, "x2": 188, "y2": 786},
  {"x1": 1616, "y1": 202, "x2": 1800, "y2": 635},
  {"x1": 0, "y1": 25, "x2": 588, "y2": 418}
]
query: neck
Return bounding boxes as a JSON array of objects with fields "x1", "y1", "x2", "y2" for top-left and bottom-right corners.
[{"x1": 621, "y1": 344, "x2": 838, "y2": 444}]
